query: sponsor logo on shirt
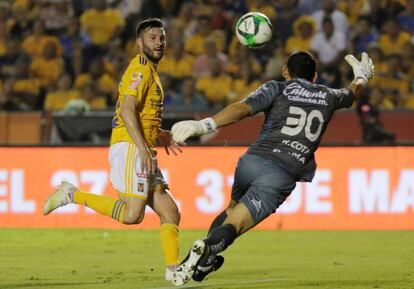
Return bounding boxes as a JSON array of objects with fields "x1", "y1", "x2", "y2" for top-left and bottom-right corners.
[
  {"x1": 128, "y1": 72, "x2": 143, "y2": 89},
  {"x1": 283, "y1": 82, "x2": 328, "y2": 106}
]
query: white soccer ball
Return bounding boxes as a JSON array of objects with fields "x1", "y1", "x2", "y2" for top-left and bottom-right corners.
[{"x1": 235, "y1": 12, "x2": 273, "y2": 49}]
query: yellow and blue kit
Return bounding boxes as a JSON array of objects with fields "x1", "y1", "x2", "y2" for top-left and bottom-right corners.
[{"x1": 110, "y1": 54, "x2": 164, "y2": 151}]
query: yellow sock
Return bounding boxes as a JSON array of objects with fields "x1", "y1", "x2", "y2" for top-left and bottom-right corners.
[
  {"x1": 73, "y1": 189, "x2": 125, "y2": 223},
  {"x1": 160, "y1": 223, "x2": 179, "y2": 266}
]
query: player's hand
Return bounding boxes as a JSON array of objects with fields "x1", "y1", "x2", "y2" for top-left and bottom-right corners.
[
  {"x1": 158, "y1": 129, "x2": 183, "y2": 156},
  {"x1": 345, "y1": 52, "x2": 375, "y2": 82},
  {"x1": 172, "y1": 118, "x2": 217, "y2": 144},
  {"x1": 138, "y1": 147, "x2": 157, "y2": 175}
]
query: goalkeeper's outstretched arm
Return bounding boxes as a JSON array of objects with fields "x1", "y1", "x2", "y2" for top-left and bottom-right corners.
[
  {"x1": 171, "y1": 102, "x2": 252, "y2": 144},
  {"x1": 172, "y1": 52, "x2": 375, "y2": 144},
  {"x1": 211, "y1": 102, "x2": 252, "y2": 128}
]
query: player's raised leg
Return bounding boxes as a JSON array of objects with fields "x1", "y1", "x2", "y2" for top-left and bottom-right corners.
[
  {"x1": 43, "y1": 181, "x2": 128, "y2": 222},
  {"x1": 148, "y1": 187, "x2": 181, "y2": 280},
  {"x1": 43, "y1": 181, "x2": 76, "y2": 215},
  {"x1": 43, "y1": 181, "x2": 146, "y2": 224},
  {"x1": 44, "y1": 142, "x2": 148, "y2": 225}
]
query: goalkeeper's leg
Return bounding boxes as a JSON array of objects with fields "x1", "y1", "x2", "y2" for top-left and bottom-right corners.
[
  {"x1": 186, "y1": 200, "x2": 237, "y2": 282},
  {"x1": 172, "y1": 202, "x2": 252, "y2": 286},
  {"x1": 190, "y1": 201, "x2": 236, "y2": 282}
]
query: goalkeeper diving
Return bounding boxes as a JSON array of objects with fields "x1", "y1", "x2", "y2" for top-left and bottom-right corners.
[{"x1": 170, "y1": 51, "x2": 374, "y2": 286}]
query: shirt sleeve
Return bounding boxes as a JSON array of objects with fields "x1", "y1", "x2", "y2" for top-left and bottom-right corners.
[
  {"x1": 331, "y1": 88, "x2": 355, "y2": 109},
  {"x1": 241, "y1": 80, "x2": 280, "y2": 115},
  {"x1": 119, "y1": 62, "x2": 150, "y2": 103}
]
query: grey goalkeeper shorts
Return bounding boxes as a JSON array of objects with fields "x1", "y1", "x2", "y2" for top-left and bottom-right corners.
[{"x1": 231, "y1": 153, "x2": 296, "y2": 225}]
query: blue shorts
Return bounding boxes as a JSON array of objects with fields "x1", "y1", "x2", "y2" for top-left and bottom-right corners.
[{"x1": 231, "y1": 153, "x2": 296, "y2": 225}]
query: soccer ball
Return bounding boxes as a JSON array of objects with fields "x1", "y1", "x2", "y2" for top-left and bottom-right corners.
[{"x1": 235, "y1": 12, "x2": 273, "y2": 49}]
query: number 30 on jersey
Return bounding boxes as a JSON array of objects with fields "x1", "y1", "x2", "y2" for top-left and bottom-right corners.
[{"x1": 281, "y1": 106, "x2": 324, "y2": 142}]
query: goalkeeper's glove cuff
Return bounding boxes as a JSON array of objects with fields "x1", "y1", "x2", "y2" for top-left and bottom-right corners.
[{"x1": 199, "y1": 117, "x2": 217, "y2": 134}]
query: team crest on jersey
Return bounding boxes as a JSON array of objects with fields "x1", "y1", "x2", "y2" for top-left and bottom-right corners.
[
  {"x1": 137, "y1": 182, "x2": 145, "y2": 192},
  {"x1": 128, "y1": 72, "x2": 143, "y2": 89}
]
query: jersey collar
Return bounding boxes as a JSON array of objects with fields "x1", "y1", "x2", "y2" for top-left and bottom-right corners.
[{"x1": 139, "y1": 54, "x2": 157, "y2": 71}]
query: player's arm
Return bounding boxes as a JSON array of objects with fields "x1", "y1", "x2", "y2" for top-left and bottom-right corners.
[
  {"x1": 345, "y1": 52, "x2": 375, "y2": 100},
  {"x1": 212, "y1": 102, "x2": 252, "y2": 127},
  {"x1": 172, "y1": 81, "x2": 278, "y2": 144},
  {"x1": 171, "y1": 102, "x2": 252, "y2": 144},
  {"x1": 120, "y1": 95, "x2": 156, "y2": 175}
]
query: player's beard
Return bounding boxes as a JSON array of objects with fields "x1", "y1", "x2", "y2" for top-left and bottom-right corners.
[{"x1": 142, "y1": 43, "x2": 164, "y2": 64}]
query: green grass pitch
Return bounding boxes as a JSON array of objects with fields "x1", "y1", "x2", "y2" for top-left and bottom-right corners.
[{"x1": 0, "y1": 229, "x2": 413, "y2": 289}]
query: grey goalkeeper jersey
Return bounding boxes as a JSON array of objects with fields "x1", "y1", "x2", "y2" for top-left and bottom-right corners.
[{"x1": 243, "y1": 78, "x2": 355, "y2": 182}]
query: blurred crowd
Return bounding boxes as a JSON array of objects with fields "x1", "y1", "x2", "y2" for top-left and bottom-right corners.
[{"x1": 0, "y1": 0, "x2": 414, "y2": 113}]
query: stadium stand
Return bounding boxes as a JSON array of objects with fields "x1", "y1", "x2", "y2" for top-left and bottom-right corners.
[{"x1": 0, "y1": 0, "x2": 414, "y2": 145}]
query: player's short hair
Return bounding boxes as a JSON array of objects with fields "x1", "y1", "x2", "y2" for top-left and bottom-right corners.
[
  {"x1": 286, "y1": 51, "x2": 317, "y2": 81},
  {"x1": 136, "y1": 18, "x2": 164, "y2": 38}
]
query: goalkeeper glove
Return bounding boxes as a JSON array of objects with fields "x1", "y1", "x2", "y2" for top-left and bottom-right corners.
[
  {"x1": 344, "y1": 52, "x2": 375, "y2": 82},
  {"x1": 172, "y1": 118, "x2": 217, "y2": 144}
]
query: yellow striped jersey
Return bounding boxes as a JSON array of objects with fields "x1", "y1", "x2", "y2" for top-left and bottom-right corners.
[{"x1": 110, "y1": 54, "x2": 164, "y2": 150}]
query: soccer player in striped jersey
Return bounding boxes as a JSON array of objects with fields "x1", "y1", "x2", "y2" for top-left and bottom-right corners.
[{"x1": 43, "y1": 18, "x2": 182, "y2": 281}]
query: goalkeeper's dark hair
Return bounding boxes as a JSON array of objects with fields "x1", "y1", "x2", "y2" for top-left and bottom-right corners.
[
  {"x1": 136, "y1": 18, "x2": 164, "y2": 38},
  {"x1": 287, "y1": 51, "x2": 317, "y2": 81}
]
